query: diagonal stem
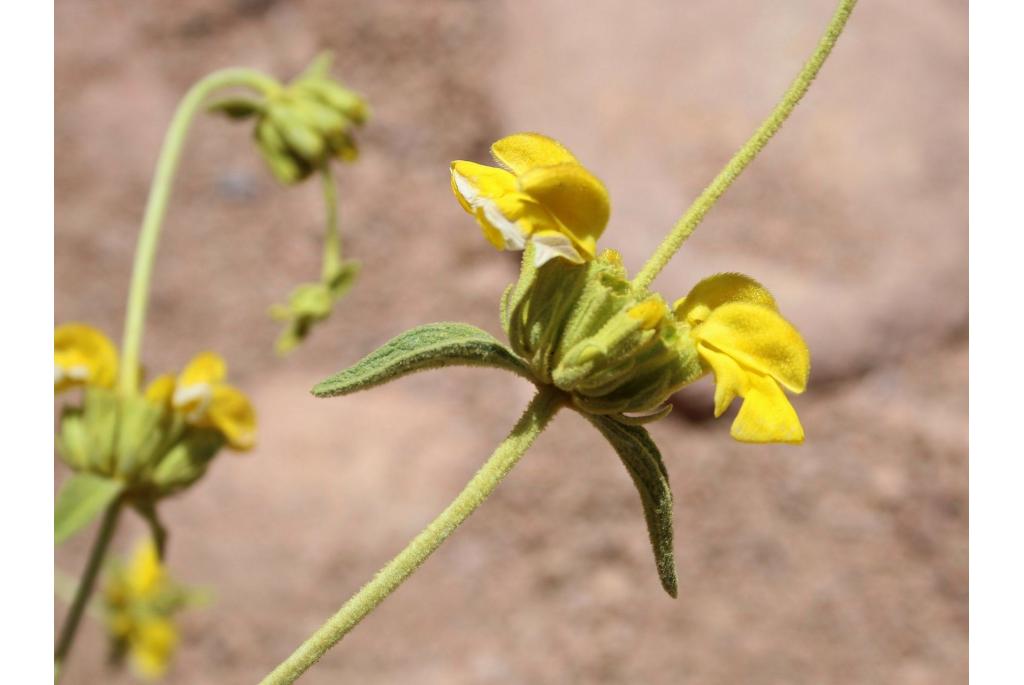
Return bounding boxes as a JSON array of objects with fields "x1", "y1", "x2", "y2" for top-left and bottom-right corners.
[
  {"x1": 632, "y1": 0, "x2": 857, "y2": 290},
  {"x1": 54, "y1": 501, "x2": 122, "y2": 681},
  {"x1": 257, "y1": 387, "x2": 564, "y2": 685}
]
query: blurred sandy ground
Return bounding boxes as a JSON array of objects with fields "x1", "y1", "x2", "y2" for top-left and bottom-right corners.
[{"x1": 55, "y1": 1, "x2": 967, "y2": 683}]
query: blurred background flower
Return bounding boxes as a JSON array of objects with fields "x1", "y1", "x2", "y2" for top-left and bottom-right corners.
[{"x1": 56, "y1": 1, "x2": 966, "y2": 683}]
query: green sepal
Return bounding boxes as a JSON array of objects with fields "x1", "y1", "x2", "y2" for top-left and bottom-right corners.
[
  {"x1": 586, "y1": 414, "x2": 678, "y2": 597},
  {"x1": 313, "y1": 322, "x2": 534, "y2": 398},
  {"x1": 55, "y1": 473, "x2": 125, "y2": 545},
  {"x1": 149, "y1": 428, "x2": 225, "y2": 497},
  {"x1": 207, "y1": 97, "x2": 265, "y2": 120},
  {"x1": 326, "y1": 259, "x2": 360, "y2": 298}
]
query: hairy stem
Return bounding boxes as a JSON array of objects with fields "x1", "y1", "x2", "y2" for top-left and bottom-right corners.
[
  {"x1": 54, "y1": 501, "x2": 122, "y2": 681},
  {"x1": 319, "y1": 162, "x2": 343, "y2": 280},
  {"x1": 632, "y1": 0, "x2": 857, "y2": 290},
  {"x1": 118, "y1": 68, "x2": 279, "y2": 394},
  {"x1": 257, "y1": 387, "x2": 564, "y2": 685}
]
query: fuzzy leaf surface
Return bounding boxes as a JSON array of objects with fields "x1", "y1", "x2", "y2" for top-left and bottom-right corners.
[
  {"x1": 587, "y1": 414, "x2": 678, "y2": 597},
  {"x1": 313, "y1": 322, "x2": 532, "y2": 397}
]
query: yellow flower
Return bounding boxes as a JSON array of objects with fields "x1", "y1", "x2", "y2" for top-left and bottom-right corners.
[
  {"x1": 674, "y1": 274, "x2": 810, "y2": 443},
  {"x1": 148, "y1": 352, "x2": 257, "y2": 451},
  {"x1": 54, "y1": 324, "x2": 118, "y2": 393},
  {"x1": 104, "y1": 540, "x2": 182, "y2": 681},
  {"x1": 451, "y1": 133, "x2": 610, "y2": 266},
  {"x1": 131, "y1": 617, "x2": 179, "y2": 680}
]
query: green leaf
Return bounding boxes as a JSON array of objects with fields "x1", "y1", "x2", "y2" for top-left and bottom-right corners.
[
  {"x1": 313, "y1": 322, "x2": 533, "y2": 397},
  {"x1": 586, "y1": 414, "x2": 678, "y2": 597},
  {"x1": 55, "y1": 474, "x2": 125, "y2": 545},
  {"x1": 207, "y1": 97, "x2": 265, "y2": 120}
]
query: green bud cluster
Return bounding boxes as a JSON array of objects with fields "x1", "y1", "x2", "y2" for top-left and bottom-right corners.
[
  {"x1": 502, "y1": 247, "x2": 703, "y2": 419},
  {"x1": 210, "y1": 53, "x2": 369, "y2": 184},
  {"x1": 270, "y1": 260, "x2": 360, "y2": 354},
  {"x1": 56, "y1": 389, "x2": 225, "y2": 500}
]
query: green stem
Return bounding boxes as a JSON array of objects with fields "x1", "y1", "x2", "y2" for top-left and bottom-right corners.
[
  {"x1": 54, "y1": 501, "x2": 122, "y2": 681},
  {"x1": 257, "y1": 387, "x2": 564, "y2": 685},
  {"x1": 319, "y1": 162, "x2": 343, "y2": 280},
  {"x1": 632, "y1": 0, "x2": 857, "y2": 290},
  {"x1": 118, "y1": 68, "x2": 279, "y2": 394}
]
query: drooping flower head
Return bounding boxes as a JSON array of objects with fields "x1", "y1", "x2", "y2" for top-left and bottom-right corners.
[
  {"x1": 209, "y1": 53, "x2": 369, "y2": 185},
  {"x1": 451, "y1": 133, "x2": 610, "y2": 266}
]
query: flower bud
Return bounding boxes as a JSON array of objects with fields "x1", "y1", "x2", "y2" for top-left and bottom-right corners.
[
  {"x1": 55, "y1": 387, "x2": 227, "y2": 499},
  {"x1": 503, "y1": 247, "x2": 702, "y2": 419}
]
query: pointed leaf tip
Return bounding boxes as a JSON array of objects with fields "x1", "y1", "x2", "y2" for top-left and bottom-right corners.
[{"x1": 587, "y1": 414, "x2": 678, "y2": 597}]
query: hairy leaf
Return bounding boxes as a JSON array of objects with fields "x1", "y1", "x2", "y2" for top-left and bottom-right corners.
[
  {"x1": 587, "y1": 414, "x2": 678, "y2": 597},
  {"x1": 313, "y1": 322, "x2": 533, "y2": 397},
  {"x1": 55, "y1": 473, "x2": 125, "y2": 545}
]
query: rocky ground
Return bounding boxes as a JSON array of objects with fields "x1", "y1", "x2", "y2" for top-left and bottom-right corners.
[{"x1": 55, "y1": 1, "x2": 967, "y2": 683}]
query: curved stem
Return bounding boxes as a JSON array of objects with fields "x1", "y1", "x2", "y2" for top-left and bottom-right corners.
[
  {"x1": 54, "y1": 501, "x2": 122, "y2": 681},
  {"x1": 632, "y1": 0, "x2": 857, "y2": 290},
  {"x1": 319, "y1": 162, "x2": 343, "y2": 280},
  {"x1": 118, "y1": 68, "x2": 279, "y2": 394},
  {"x1": 257, "y1": 387, "x2": 564, "y2": 685}
]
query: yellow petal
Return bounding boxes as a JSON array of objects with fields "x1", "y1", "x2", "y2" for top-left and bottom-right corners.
[
  {"x1": 127, "y1": 540, "x2": 164, "y2": 598},
  {"x1": 54, "y1": 323, "x2": 118, "y2": 392},
  {"x1": 517, "y1": 162, "x2": 608, "y2": 260},
  {"x1": 627, "y1": 298, "x2": 668, "y2": 331},
  {"x1": 490, "y1": 132, "x2": 578, "y2": 175},
  {"x1": 673, "y1": 273, "x2": 777, "y2": 326},
  {"x1": 145, "y1": 374, "x2": 176, "y2": 407},
  {"x1": 697, "y1": 302, "x2": 809, "y2": 393},
  {"x1": 450, "y1": 161, "x2": 523, "y2": 250},
  {"x1": 131, "y1": 617, "x2": 178, "y2": 680},
  {"x1": 731, "y1": 372, "x2": 805, "y2": 444},
  {"x1": 207, "y1": 384, "x2": 257, "y2": 451},
  {"x1": 697, "y1": 343, "x2": 747, "y2": 417},
  {"x1": 179, "y1": 352, "x2": 227, "y2": 388}
]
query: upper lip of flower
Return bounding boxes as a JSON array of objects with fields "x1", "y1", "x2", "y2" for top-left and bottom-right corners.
[{"x1": 450, "y1": 132, "x2": 610, "y2": 267}]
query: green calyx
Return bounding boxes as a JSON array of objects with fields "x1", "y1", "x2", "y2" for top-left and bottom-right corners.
[
  {"x1": 56, "y1": 388, "x2": 227, "y2": 531},
  {"x1": 270, "y1": 260, "x2": 360, "y2": 355},
  {"x1": 503, "y1": 246, "x2": 703, "y2": 421}
]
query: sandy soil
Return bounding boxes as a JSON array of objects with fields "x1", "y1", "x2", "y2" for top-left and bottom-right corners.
[{"x1": 56, "y1": 1, "x2": 967, "y2": 683}]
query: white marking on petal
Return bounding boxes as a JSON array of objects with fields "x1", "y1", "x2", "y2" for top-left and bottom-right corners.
[
  {"x1": 55, "y1": 364, "x2": 89, "y2": 385},
  {"x1": 532, "y1": 232, "x2": 583, "y2": 266},
  {"x1": 480, "y1": 202, "x2": 527, "y2": 250},
  {"x1": 452, "y1": 169, "x2": 527, "y2": 252},
  {"x1": 451, "y1": 169, "x2": 482, "y2": 206},
  {"x1": 173, "y1": 383, "x2": 213, "y2": 423}
]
